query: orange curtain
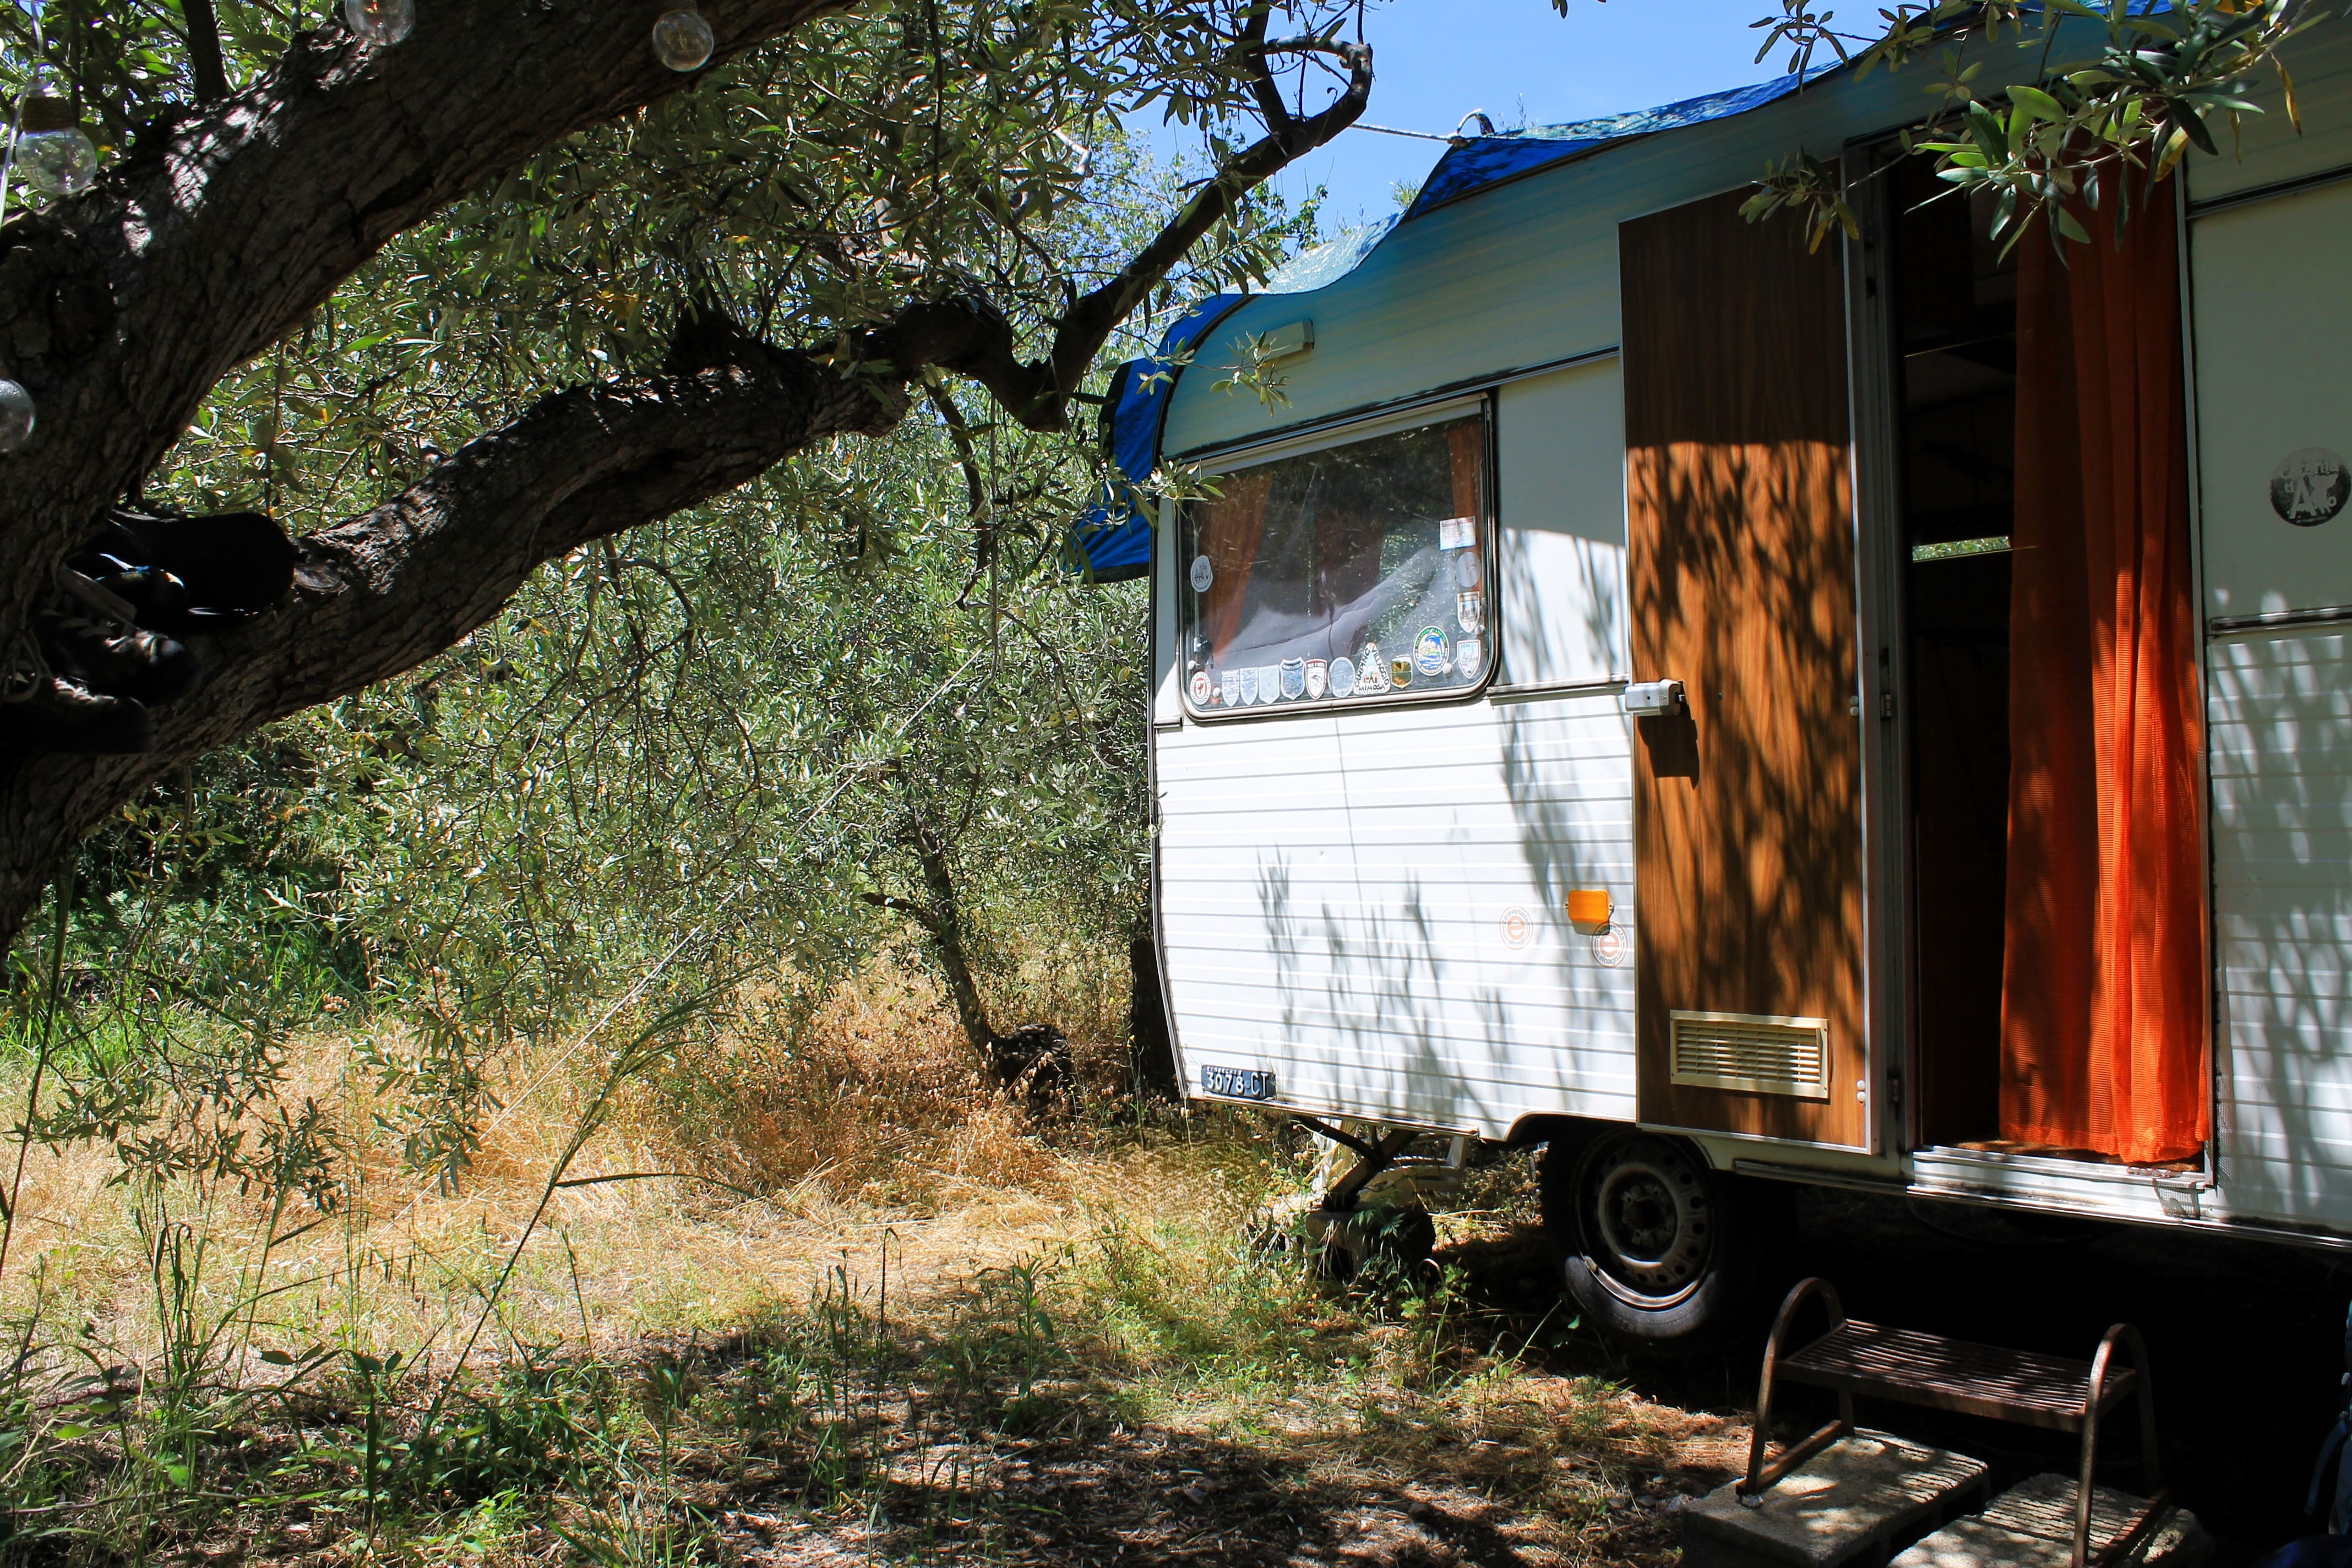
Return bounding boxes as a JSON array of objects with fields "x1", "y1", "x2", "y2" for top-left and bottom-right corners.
[
  {"x1": 1446, "y1": 422, "x2": 1483, "y2": 525},
  {"x1": 2000, "y1": 189, "x2": 2207, "y2": 1164},
  {"x1": 1199, "y1": 470, "x2": 1272, "y2": 657}
]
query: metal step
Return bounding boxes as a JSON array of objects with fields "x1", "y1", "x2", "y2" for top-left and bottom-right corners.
[
  {"x1": 1888, "y1": 1475, "x2": 2212, "y2": 1568},
  {"x1": 1780, "y1": 1319, "x2": 2135, "y2": 1434},
  {"x1": 1682, "y1": 1430, "x2": 1990, "y2": 1568}
]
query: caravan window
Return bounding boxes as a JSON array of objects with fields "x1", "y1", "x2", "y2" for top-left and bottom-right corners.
[{"x1": 1178, "y1": 407, "x2": 1493, "y2": 715}]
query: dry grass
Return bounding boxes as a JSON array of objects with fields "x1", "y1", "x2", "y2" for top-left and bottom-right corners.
[{"x1": 0, "y1": 962, "x2": 1746, "y2": 1567}]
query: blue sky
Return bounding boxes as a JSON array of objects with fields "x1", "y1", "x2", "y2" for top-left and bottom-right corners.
[{"x1": 1134, "y1": 0, "x2": 1790, "y2": 232}]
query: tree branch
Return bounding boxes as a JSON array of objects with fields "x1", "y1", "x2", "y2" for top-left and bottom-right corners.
[
  {"x1": 0, "y1": 1, "x2": 854, "y2": 642},
  {"x1": 869, "y1": 24, "x2": 1373, "y2": 431},
  {"x1": 858, "y1": 890, "x2": 941, "y2": 932},
  {"x1": 0, "y1": 336, "x2": 905, "y2": 945},
  {"x1": 183, "y1": 0, "x2": 230, "y2": 105}
]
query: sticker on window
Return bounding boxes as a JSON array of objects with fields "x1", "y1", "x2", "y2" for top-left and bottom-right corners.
[
  {"x1": 1178, "y1": 412, "x2": 1491, "y2": 712},
  {"x1": 1415, "y1": 625, "x2": 1450, "y2": 676}
]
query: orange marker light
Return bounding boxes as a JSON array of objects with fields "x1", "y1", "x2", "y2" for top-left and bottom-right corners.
[{"x1": 1566, "y1": 889, "x2": 1613, "y2": 932}]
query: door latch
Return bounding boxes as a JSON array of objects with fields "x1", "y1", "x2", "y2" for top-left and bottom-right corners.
[{"x1": 1622, "y1": 679, "x2": 1685, "y2": 717}]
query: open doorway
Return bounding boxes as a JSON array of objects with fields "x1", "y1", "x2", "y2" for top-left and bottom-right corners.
[
  {"x1": 1894, "y1": 162, "x2": 2016, "y2": 1150},
  {"x1": 1888, "y1": 159, "x2": 2208, "y2": 1170}
]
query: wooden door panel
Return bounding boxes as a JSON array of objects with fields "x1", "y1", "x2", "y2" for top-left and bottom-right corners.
[{"x1": 1621, "y1": 189, "x2": 1867, "y2": 1149}]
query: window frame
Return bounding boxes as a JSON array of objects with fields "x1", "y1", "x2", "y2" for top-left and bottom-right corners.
[{"x1": 1176, "y1": 392, "x2": 1501, "y2": 723}]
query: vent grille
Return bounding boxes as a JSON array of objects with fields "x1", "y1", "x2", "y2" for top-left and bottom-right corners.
[{"x1": 1669, "y1": 1011, "x2": 1830, "y2": 1099}]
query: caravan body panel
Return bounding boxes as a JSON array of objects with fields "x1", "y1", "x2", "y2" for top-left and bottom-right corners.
[{"x1": 1147, "y1": 17, "x2": 2352, "y2": 1242}]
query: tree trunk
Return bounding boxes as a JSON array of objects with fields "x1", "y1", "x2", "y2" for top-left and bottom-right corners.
[{"x1": 906, "y1": 814, "x2": 996, "y2": 1064}]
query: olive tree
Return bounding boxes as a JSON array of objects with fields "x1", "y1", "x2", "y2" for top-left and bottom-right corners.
[{"x1": 0, "y1": 0, "x2": 1369, "y2": 953}]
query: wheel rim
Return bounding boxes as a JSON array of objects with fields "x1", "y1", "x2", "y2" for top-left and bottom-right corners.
[{"x1": 1584, "y1": 1138, "x2": 1714, "y2": 1309}]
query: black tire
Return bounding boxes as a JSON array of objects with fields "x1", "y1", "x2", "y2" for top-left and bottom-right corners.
[{"x1": 1541, "y1": 1129, "x2": 1767, "y2": 1348}]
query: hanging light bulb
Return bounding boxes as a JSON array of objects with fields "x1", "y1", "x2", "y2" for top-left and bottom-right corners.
[
  {"x1": 13, "y1": 74, "x2": 97, "y2": 199},
  {"x1": 0, "y1": 380, "x2": 34, "y2": 454},
  {"x1": 342, "y1": 0, "x2": 415, "y2": 47},
  {"x1": 652, "y1": 5, "x2": 715, "y2": 72}
]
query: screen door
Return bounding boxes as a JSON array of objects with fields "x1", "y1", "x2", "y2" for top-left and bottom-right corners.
[{"x1": 1620, "y1": 188, "x2": 1869, "y2": 1151}]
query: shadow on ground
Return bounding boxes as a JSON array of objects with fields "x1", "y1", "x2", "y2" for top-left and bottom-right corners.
[
  {"x1": 1449, "y1": 1187, "x2": 2352, "y2": 1560},
  {"x1": 677, "y1": 1192, "x2": 2347, "y2": 1567}
]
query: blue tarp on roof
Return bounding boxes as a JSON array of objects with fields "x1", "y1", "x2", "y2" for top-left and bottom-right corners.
[
  {"x1": 1402, "y1": 71, "x2": 1815, "y2": 220},
  {"x1": 1066, "y1": 295, "x2": 1248, "y2": 581},
  {"x1": 1069, "y1": 64, "x2": 1832, "y2": 580}
]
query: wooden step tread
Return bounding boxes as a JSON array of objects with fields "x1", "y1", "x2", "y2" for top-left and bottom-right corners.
[{"x1": 1782, "y1": 1321, "x2": 2137, "y2": 1432}]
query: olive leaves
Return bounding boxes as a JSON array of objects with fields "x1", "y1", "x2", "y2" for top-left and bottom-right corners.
[{"x1": 1741, "y1": 0, "x2": 2318, "y2": 252}]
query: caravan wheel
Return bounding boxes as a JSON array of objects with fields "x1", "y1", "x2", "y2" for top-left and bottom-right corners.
[{"x1": 1542, "y1": 1131, "x2": 1763, "y2": 1347}]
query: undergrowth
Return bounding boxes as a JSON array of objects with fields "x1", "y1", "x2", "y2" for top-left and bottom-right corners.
[{"x1": 0, "y1": 962, "x2": 1708, "y2": 1567}]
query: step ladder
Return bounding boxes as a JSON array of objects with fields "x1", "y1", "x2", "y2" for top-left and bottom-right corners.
[{"x1": 1741, "y1": 1278, "x2": 2169, "y2": 1568}]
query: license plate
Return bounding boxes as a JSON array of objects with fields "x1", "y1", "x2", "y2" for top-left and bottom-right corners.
[{"x1": 1200, "y1": 1065, "x2": 1277, "y2": 1101}]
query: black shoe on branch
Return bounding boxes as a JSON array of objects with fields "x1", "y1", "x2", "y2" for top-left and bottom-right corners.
[
  {"x1": 41, "y1": 612, "x2": 198, "y2": 705},
  {"x1": 0, "y1": 677, "x2": 154, "y2": 755},
  {"x1": 93, "y1": 565, "x2": 192, "y2": 628},
  {"x1": 73, "y1": 508, "x2": 297, "y2": 635},
  {"x1": 42, "y1": 569, "x2": 202, "y2": 705}
]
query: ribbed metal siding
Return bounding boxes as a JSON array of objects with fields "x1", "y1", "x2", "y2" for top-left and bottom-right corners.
[
  {"x1": 1156, "y1": 692, "x2": 1637, "y2": 1138},
  {"x1": 2184, "y1": 21, "x2": 2352, "y2": 206},
  {"x1": 2208, "y1": 628, "x2": 2352, "y2": 1227}
]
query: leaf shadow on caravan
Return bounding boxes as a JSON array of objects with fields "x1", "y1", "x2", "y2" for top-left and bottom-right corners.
[
  {"x1": 2206, "y1": 630, "x2": 2352, "y2": 1225},
  {"x1": 1493, "y1": 701, "x2": 1640, "y2": 1123},
  {"x1": 1625, "y1": 441, "x2": 1866, "y2": 1145},
  {"x1": 1252, "y1": 848, "x2": 1525, "y2": 1134}
]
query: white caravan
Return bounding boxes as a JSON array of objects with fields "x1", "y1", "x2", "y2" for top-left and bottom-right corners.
[{"x1": 1076, "y1": 15, "x2": 2352, "y2": 1341}]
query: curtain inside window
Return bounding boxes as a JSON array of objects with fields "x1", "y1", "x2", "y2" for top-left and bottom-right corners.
[
  {"x1": 2000, "y1": 189, "x2": 2207, "y2": 1164},
  {"x1": 1447, "y1": 422, "x2": 1484, "y2": 525},
  {"x1": 1199, "y1": 470, "x2": 1272, "y2": 658}
]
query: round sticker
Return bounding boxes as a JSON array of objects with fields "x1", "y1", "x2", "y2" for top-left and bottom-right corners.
[
  {"x1": 1189, "y1": 554, "x2": 1216, "y2": 593},
  {"x1": 1500, "y1": 907, "x2": 1533, "y2": 951},
  {"x1": 1189, "y1": 669, "x2": 1213, "y2": 706},
  {"x1": 1592, "y1": 927, "x2": 1625, "y2": 967},
  {"x1": 1329, "y1": 656, "x2": 1357, "y2": 697},
  {"x1": 1456, "y1": 551, "x2": 1483, "y2": 590},
  {"x1": 1414, "y1": 625, "x2": 1449, "y2": 676},
  {"x1": 2272, "y1": 448, "x2": 2350, "y2": 527}
]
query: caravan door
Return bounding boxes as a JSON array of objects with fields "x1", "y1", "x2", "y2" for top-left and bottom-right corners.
[{"x1": 1618, "y1": 188, "x2": 1872, "y2": 1152}]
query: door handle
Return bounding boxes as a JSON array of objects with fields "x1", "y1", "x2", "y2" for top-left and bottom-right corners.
[{"x1": 1622, "y1": 680, "x2": 1685, "y2": 717}]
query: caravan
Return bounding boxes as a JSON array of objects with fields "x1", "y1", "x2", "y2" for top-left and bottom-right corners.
[{"x1": 1080, "y1": 15, "x2": 2352, "y2": 1342}]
